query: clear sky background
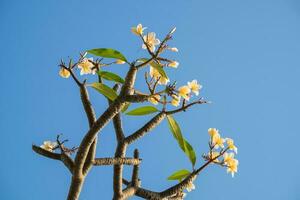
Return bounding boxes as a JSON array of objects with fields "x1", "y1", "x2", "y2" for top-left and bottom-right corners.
[{"x1": 1, "y1": 0, "x2": 300, "y2": 199}]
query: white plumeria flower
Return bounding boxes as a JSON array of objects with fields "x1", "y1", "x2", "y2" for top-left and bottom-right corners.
[
  {"x1": 187, "y1": 80, "x2": 202, "y2": 96},
  {"x1": 40, "y1": 141, "x2": 57, "y2": 152},
  {"x1": 78, "y1": 57, "x2": 94, "y2": 75},
  {"x1": 226, "y1": 158, "x2": 239, "y2": 177},
  {"x1": 168, "y1": 47, "x2": 179, "y2": 52},
  {"x1": 142, "y1": 32, "x2": 160, "y2": 52},
  {"x1": 223, "y1": 152, "x2": 235, "y2": 165},
  {"x1": 168, "y1": 61, "x2": 179, "y2": 68},
  {"x1": 115, "y1": 59, "x2": 125, "y2": 64},
  {"x1": 225, "y1": 138, "x2": 238, "y2": 154},
  {"x1": 59, "y1": 68, "x2": 70, "y2": 78},
  {"x1": 131, "y1": 24, "x2": 146, "y2": 36},
  {"x1": 149, "y1": 66, "x2": 170, "y2": 85},
  {"x1": 178, "y1": 85, "x2": 191, "y2": 100}
]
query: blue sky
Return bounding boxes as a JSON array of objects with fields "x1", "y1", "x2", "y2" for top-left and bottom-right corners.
[{"x1": 1, "y1": 0, "x2": 300, "y2": 199}]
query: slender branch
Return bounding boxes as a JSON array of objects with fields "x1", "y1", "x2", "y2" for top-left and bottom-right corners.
[
  {"x1": 80, "y1": 84, "x2": 96, "y2": 127},
  {"x1": 60, "y1": 62, "x2": 82, "y2": 87},
  {"x1": 159, "y1": 150, "x2": 227, "y2": 198},
  {"x1": 69, "y1": 69, "x2": 82, "y2": 86},
  {"x1": 113, "y1": 114, "x2": 125, "y2": 141},
  {"x1": 32, "y1": 145, "x2": 74, "y2": 173},
  {"x1": 165, "y1": 99, "x2": 209, "y2": 115},
  {"x1": 124, "y1": 112, "x2": 166, "y2": 145},
  {"x1": 121, "y1": 149, "x2": 140, "y2": 199},
  {"x1": 93, "y1": 157, "x2": 141, "y2": 166},
  {"x1": 122, "y1": 179, "x2": 161, "y2": 200},
  {"x1": 110, "y1": 84, "x2": 125, "y2": 141},
  {"x1": 113, "y1": 142, "x2": 128, "y2": 199},
  {"x1": 80, "y1": 83, "x2": 97, "y2": 175},
  {"x1": 131, "y1": 149, "x2": 140, "y2": 187},
  {"x1": 32, "y1": 145, "x2": 61, "y2": 160}
]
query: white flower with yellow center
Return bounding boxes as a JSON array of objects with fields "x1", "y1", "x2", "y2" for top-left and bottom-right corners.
[
  {"x1": 187, "y1": 80, "x2": 202, "y2": 96},
  {"x1": 171, "y1": 95, "x2": 181, "y2": 107},
  {"x1": 115, "y1": 59, "x2": 125, "y2": 64},
  {"x1": 168, "y1": 61, "x2": 179, "y2": 68},
  {"x1": 168, "y1": 47, "x2": 179, "y2": 52},
  {"x1": 178, "y1": 85, "x2": 191, "y2": 101},
  {"x1": 40, "y1": 141, "x2": 57, "y2": 152},
  {"x1": 148, "y1": 94, "x2": 161, "y2": 105},
  {"x1": 131, "y1": 24, "x2": 146, "y2": 36},
  {"x1": 78, "y1": 58, "x2": 94, "y2": 75},
  {"x1": 142, "y1": 32, "x2": 160, "y2": 52},
  {"x1": 226, "y1": 158, "x2": 239, "y2": 177},
  {"x1": 226, "y1": 138, "x2": 238, "y2": 154},
  {"x1": 223, "y1": 152, "x2": 235, "y2": 164},
  {"x1": 59, "y1": 68, "x2": 70, "y2": 78},
  {"x1": 212, "y1": 134, "x2": 225, "y2": 149},
  {"x1": 208, "y1": 128, "x2": 219, "y2": 138},
  {"x1": 149, "y1": 66, "x2": 170, "y2": 85}
]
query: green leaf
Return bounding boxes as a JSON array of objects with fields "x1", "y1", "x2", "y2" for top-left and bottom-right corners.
[
  {"x1": 91, "y1": 82, "x2": 118, "y2": 101},
  {"x1": 184, "y1": 139, "x2": 197, "y2": 167},
  {"x1": 87, "y1": 48, "x2": 127, "y2": 62},
  {"x1": 166, "y1": 115, "x2": 185, "y2": 150},
  {"x1": 138, "y1": 58, "x2": 168, "y2": 78},
  {"x1": 126, "y1": 106, "x2": 159, "y2": 116},
  {"x1": 167, "y1": 169, "x2": 191, "y2": 181},
  {"x1": 121, "y1": 102, "x2": 131, "y2": 113},
  {"x1": 98, "y1": 71, "x2": 125, "y2": 84}
]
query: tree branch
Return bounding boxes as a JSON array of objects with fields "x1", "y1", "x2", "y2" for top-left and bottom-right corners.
[
  {"x1": 110, "y1": 84, "x2": 125, "y2": 142},
  {"x1": 80, "y1": 84, "x2": 96, "y2": 127},
  {"x1": 113, "y1": 142, "x2": 128, "y2": 199},
  {"x1": 131, "y1": 149, "x2": 140, "y2": 187},
  {"x1": 159, "y1": 152, "x2": 225, "y2": 198},
  {"x1": 67, "y1": 65, "x2": 138, "y2": 200},
  {"x1": 32, "y1": 145, "x2": 74, "y2": 173},
  {"x1": 124, "y1": 112, "x2": 166, "y2": 145},
  {"x1": 165, "y1": 99, "x2": 209, "y2": 115},
  {"x1": 80, "y1": 83, "x2": 98, "y2": 175},
  {"x1": 122, "y1": 179, "x2": 161, "y2": 200},
  {"x1": 123, "y1": 94, "x2": 150, "y2": 103},
  {"x1": 122, "y1": 149, "x2": 141, "y2": 199},
  {"x1": 93, "y1": 157, "x2": 141, "y2": 166}
]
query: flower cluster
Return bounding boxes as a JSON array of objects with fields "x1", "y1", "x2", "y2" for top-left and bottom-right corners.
[
  {"x1": 147, "y1": 79, "x2": 202, "y2": 107},
  {"x1": 132, "y1": 23, "x2": 180, "y2": 77},
  {"x1": 132, "y1": 24, "x2": 204, "y2": 108},
  {"x1": 40, "y1": 141, "x2": 57, "y2": 152},
  {"x1": 205, "y1": 128, "x2": 239, "y2": 177},
  {"x1": 58, "y1": 55, "x2": 125, "y2": 78}
]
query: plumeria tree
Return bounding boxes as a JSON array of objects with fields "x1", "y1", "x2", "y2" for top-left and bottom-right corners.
[{"x1": 33, "y1": 24, "x2": 238, "y2": 200}]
